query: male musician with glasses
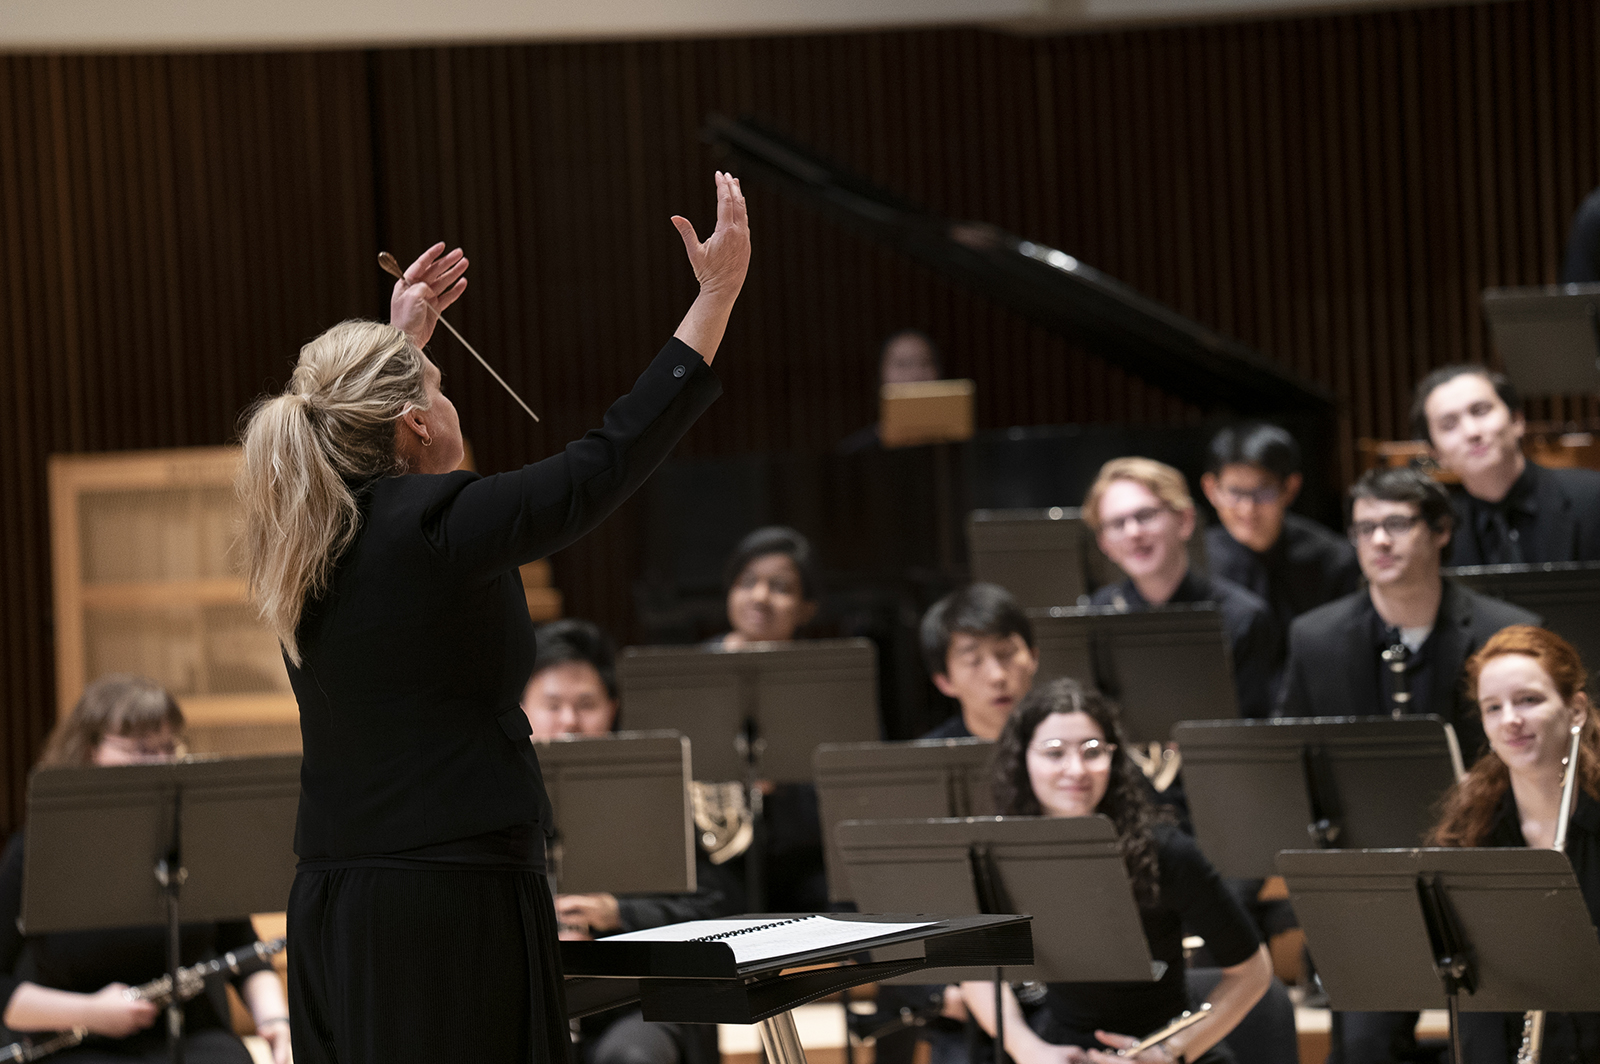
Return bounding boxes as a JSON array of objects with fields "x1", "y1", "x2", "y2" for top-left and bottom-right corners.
[
  {"x1": 1201, "y1": 423, "x2": 1360, "y2": 632},
  {"x1": 1413, "y1": 364, "x2": 1600, "y2": 566},
  {"x1": 1279, "y1": 466, "x2": 1539, "y2": 757},
  {"x1": 1084, "y1": 457, "x2": 1282, "y2": 719}
]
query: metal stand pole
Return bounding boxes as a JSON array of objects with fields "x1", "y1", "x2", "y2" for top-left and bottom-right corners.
[
  {"x1": 757, "y1": 1010, "x2": 808, "y2": 1064},
  {"x1": 156, "y1": 786, "x2": 187, "y2": 1064},
  {"x1": 993, "y1": 968, "x2": 1006, "y2": 1064}
]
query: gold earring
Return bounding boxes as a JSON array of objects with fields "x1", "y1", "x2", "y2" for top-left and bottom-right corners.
[{"x1": 422, "y1": 436, "x2": 432, "y2": 447}]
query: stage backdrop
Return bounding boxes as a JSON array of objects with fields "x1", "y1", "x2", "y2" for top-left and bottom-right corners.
[{"x1": 1, "y1": 0, "x2": 1596, "y2": 830}]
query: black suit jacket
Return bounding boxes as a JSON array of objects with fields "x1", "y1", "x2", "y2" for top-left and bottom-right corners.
[
  {"x1": 1448, "y1": 461, "x2": 1600, "y2": 566},
  {"x1": 287, "y1": 339, "x2": 721, "y2": 859},
  {"x1": 1278, "y1": 579, "x2": 1541, "y2": 761}
]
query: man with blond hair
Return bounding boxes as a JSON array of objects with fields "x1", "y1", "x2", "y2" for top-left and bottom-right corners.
[{"x1": 1084, "y1": 457, "x2": 1283, "y2": 718}]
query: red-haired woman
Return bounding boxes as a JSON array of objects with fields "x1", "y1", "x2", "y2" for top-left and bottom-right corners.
[{"x1": 1430, "y1": 625, "x2": 1600, "y2": 1064}]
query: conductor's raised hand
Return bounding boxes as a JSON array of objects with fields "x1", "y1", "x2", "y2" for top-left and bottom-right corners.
[
  {"x1": 391, "y1": 242, "x2": 469, "y2": 348},
  {"x1": 672, "y1": 172, "x2": 750, "y2": 301}
]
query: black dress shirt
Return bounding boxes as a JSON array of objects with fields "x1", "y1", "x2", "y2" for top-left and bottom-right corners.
[
  {"x1": 288, "y1": 339, "x2": 720, "y2": 860},
  {"x1": 1448, "y1": 461, "x2": 1600, "y2": 566},
  {"x1": 1090, "y1": 570, "x2": 1283, "y2": 719},
  {"x1": 1205, "y1": 513, "x2": 1360, "y2": 633}
]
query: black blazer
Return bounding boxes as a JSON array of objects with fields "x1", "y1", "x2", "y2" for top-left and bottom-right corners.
[
  {"x1": 1448, "y1": 462, "x2": 1600, "y2": 566},
  {"x1": 1277, "y1": 579, "x2": 1540, "y2": 761},
  {"x1": 287, "y1": 339, "x2": 721, "y2": 859}
]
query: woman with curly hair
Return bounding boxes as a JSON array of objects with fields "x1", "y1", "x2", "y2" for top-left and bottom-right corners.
[
  {"x1": 959, "y1": 679, "x2": 1271, "y2": 1064},
  {"x1": 1428, "y1": 625, "x2": 1600, "y2": 1063}
]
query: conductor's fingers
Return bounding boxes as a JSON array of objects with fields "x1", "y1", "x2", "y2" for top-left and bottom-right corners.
[
  {"x1": 404, "y1": 241, "x2": 448, "y2": 284},
  {"x1": 671, "y1": 215, "x2": 701, "y2": 257},
  {"x1": 434, "y1": 275, "x2": 468, "y2": 313}
]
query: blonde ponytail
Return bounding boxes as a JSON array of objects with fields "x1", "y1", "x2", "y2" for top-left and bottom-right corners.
[{"x1": 238, "y1": 320, "x2": 428, "y2": 665}]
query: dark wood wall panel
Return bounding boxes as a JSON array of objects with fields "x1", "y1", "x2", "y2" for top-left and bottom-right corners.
[{"x1": 1, "y1": 2, "x2": 1596, "y2": 829}]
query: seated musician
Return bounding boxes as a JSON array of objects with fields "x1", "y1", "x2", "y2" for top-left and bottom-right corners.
[
  {"x1": 1413, "y1": 364, "x2": 1600, "y2": 565},
  {"x1": 1084, "y1": 458, "x2": 1282, "y2": 719},
  {"x1": 712, "y1": 527, "x2": 828, "y2": 911},
  {"x1": 837, "y1": 329, "x2": 942, "y2": 455},
  {"x1": 958, "y1": 679, "x2": 1272, "y2": 1064},
  {"x1": 1279, "y1": 467, "x2": 1540, "y2": 760},
  {"x1": 1428, "y1": 625, "x2": 1600, "y2": 1064},
  {"x1": 919, "y1": 583, "x2": 1038, "y2": 741},
  {"x1": 0, "y1": 675, "x2": 290, "y2": 1064},
  {"x1": 524, "y1": 620, "x2": 740, "y2": 1064},
  {"x1": 716, "y1": 526, "x2": 819, "y2": 648},
  {"x1": 1200, "y1": 423, "x2": 1359, "y2": 632}
]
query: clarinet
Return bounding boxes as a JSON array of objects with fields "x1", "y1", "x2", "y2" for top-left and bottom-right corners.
[
  {"x1": 1381, "y1": 638, "x2": 1411, "y2": 717},
  {"x1": 0, "y1": 938, "x2": 285, "y2": 1063}
]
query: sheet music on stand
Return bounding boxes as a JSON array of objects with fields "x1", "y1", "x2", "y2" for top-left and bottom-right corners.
[
  {"x1": 1175, "y1": 716, "x2": 1463, "y2": 879},
  {"x1": 537, "y1": 730, "x2": 695, "y2": 895}
]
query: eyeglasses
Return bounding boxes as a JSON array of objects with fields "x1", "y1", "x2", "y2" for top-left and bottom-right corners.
[
  {"x1": 1027, "y1": 738, "x2": 1116, "y2": 767},
  {"x1": 1219, "y1": 485, "x2": 1284, "y2": 507},
  {"x1": 1100, "y1": 506, "x2": 1168, "y2": 539},
  {"x1": 1348, "y1": 515, "x2": 1424, "y2": 542}
]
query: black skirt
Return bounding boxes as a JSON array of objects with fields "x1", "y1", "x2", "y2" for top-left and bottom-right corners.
[{"x1": 286, "y1": 865, "x2": 569, "y2": 1064}]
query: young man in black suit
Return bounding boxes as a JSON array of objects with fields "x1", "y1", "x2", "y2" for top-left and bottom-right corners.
[
  {"x1": 1201, "y1": 422, "x2": 1360, "y2": 632},
  {"x1": 1413, "y1": 364, "x2": 1600, "y2": 565},
  {"x1": 1280, "y1": 466, "x2": 1540, "y2": 758},
  {"x1": 918, "y1": 583, "x2": 1039, "y2": 741},
  {"x1": 1084, "y1": 457, "x2": 1282, "y2": 719}
]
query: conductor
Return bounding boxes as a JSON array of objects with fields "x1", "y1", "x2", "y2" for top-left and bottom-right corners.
[{"x1": 237, "y1": 173, "x2": 750, "y2": 1064}]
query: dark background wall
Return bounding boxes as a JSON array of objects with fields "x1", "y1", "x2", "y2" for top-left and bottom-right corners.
[{"x1": 2, "y1": 0, "x2": 1596, "y2": 829}]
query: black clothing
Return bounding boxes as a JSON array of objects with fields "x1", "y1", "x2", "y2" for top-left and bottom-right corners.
[
  {"x1": 1364, "y1": 606, "x2": 1447, "y2": 723},
  {"x1": 1278, "y1": 580, "x2": 1540, "y2": 762},
  {"x1": 1447, "y1": 461, "x2": 1600, "y2": 567},
  {"x1": 43, "y1": 1030, "x2": 252, "y2": 1064},
  {"x1": 283, "y1": 337, "x2": 720, "y2": 1064},
  {"x1": 1031, "y1": 824, "x2": 1259, "y2": 1048},
  {"x1": 1205, "y1": 514, "x2": 1360, "y2": 633},
  {"x1": 288, "y1": 337, "x2": 720, "y2": 860},
  {"x1": 613, "y1": 853, "x2": 744, "y2": 931},
  {"x1": 0, "y1": 834, "x2": 258, "y2": 1061},
  {"x1": 836, "y1": 424, "x2": 882, "y2": 455},
  {"x1": 1562, "y1": 186, "x2": 1600, "y2": 283},
  {"x1": 287, "y1": 865, "x2": 566, "y2": 1064},
  {"x1": 920, "y1": 715, "x2": 975, "y2": 740},
  {"x1": 1090, "y1": 570, "x2": 1283, "y2": 720}
]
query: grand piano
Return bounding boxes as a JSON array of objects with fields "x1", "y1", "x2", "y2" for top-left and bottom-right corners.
[{"x1": 634, "y1": 117, "x2": 1338, "y2": 737}]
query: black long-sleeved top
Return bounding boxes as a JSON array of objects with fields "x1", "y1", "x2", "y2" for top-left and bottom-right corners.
[
  {"x1": 0, "y1": 833, "x2": 261, "y2": 1050},
  {"x1": 1031, "y1": 824, "x2": 1259, "y2": 1048},
  {"x1": 1089, "y1": 570, "x2": 1283, "y2": 720},
  {"x1": 1204, "y1": 513, "x2": 1360, "y2": 633},
  {"x1": 288, "y1": 339, "x2": 720, "y2": 860},
  {"x1": 1446, "y1": 461, "x2": 1600, "y2": 567}
]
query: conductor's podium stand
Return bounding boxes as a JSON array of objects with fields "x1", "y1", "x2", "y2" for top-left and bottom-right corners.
[{"x1": 561, "y1": 913, "x2": 1031, "y2": 1064}]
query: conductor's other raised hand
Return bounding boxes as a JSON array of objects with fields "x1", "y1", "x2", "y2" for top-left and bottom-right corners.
[
  {"x1": 391, "y1": 243, "x2": 469, "y2": 348},
  {"x1": 672, "y1": 172, "x2": 750, "y2": 302}
]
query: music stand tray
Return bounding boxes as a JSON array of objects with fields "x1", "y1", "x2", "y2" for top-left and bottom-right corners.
[
  {"x1": 562, "y1": 912, "x2": 1032, "y2": 1064},
  {"x1": 617, "y1": 640, "x2": 879, "y2": 784},
  {"x1": 538, "y1": 730, "x2": 695, "y2": 896},
  {"x1": 1279, "y1": 847, "x2": 1600, "y2": 1061},
  {"x1": 1482, "y1": 284, "x2": 1600, "y2": 396},
  {"x1": 813, "y1": 738, "x2": 995, "y2": 904},
  {"x1": 1175, "y1": 716, "x2": 1464, "y2": 879}
]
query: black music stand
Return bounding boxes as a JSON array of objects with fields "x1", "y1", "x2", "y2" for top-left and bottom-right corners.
[
  {"x1": 1447, "y1": 562, "x2": 1600, "y2": 671},
  {"x1": 1031, "y1": 605, "x2": 1238, "y2": 742},
  {"x1": 562, "y1": 912, "x2": 1033, "y2": 1064},
  {"x1": 1280, "y1": 847, "x2": 1600, "y2": 1062},
  {"x1": 813, "y1": 738, "x2": 996, "y2": 904},
  {"x1": 21, "y1": 755, "x2": 299, "y2": 1064},
  {"x1": 1482, "y1": 284, "x2": 1600, "y2": 396},
  {"x1": 967, "y1": 507, "x2": 1091, "y2": 608},
  {"x1": 836, "y1": 816, "x2": 1157, "y2": 1064},
  {"x1": 618, "y1": 640, "x2": 879, "y2": 909},
  {"x1": 1175, "y1": 716, "x2": 1464, "y2": 879},
  {"x1": 537, "y1": 731, "x2": 695, "y2": 895}
]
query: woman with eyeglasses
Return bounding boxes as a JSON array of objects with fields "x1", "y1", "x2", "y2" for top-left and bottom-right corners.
[
  {"x1": 957, "y1": 679, "x2": 1272, "y2": 1064},
  {"x1": 0, "y1": 675, "x2": 292, "y2": 1064}
]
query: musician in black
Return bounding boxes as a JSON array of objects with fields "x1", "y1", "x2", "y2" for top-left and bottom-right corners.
[
  {"x1": 0, "y1": 675, "x2": 290, "y2": 1064},
  {"x1": 1200, "y1": 423, "x2": 1358, "y2": 632},
  {"x1": 1412, "y1": 364, "x2": 1600, "y2": 565},
  {"x1": 523, "y1": 621, "x2": 738, "y2": 1064},
  {"x1": 1278, "y1": 467, "x2": 1539, "y2": 760},
  {"x1": 918, "y1": 583, "x2": 1039, "y2": 741},
  {"x1": 714, "y1": 526, "x2": 820, "y2": 648},
  {"x1": 1430, "y1": 625, "x2": 1600, "y2": 1064},
  {"x1": 837, "y1": 329, "x2": 942, "y2": 455},
  {"x1": 958, "y1": 679, "x2": 1272, "y2": 1064},
  {"x1": 236, "y1": 174, "x2": 748, "y2": 1063},
  {"x1": 1084, "y1": 458, "x2": 1282, "y2": 719}
]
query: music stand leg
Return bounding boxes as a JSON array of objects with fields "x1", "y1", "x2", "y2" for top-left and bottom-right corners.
[
  {"x1": 757, "y1": 1010, "x2": 808, "y2": 1064},
  {"x1": 157, "y1": 786, "x2": 187, "y2": 1064},
  {"x1": 993, "y1": 969, "x2": 1006, "y2": 1064}
]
